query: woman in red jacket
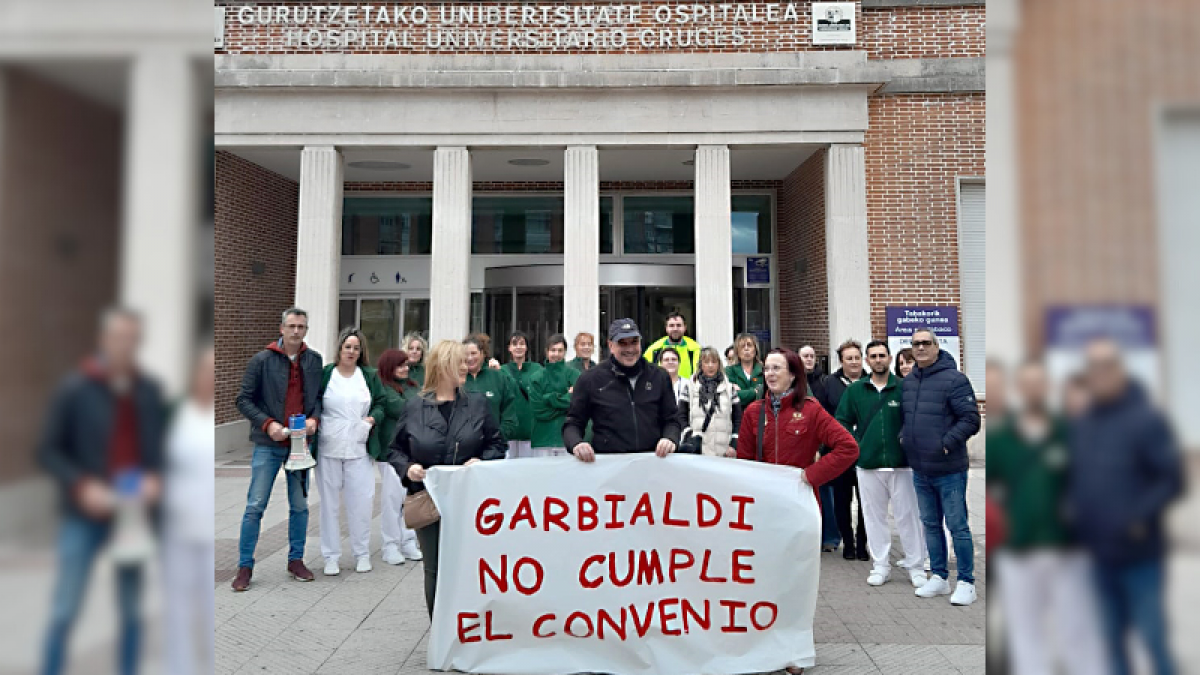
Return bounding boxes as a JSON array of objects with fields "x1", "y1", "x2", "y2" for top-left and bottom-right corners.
[{"x1": 737, "y1": 347, "x2": 859, "y2": 674}]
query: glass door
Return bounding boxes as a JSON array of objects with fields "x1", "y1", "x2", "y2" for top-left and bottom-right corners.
[
  {"x1": 402, "y1": 296, "x2": 430, "y2": 341},
  {"x1": 359, "y1": 298, "x2": 400, "y2": 364}
]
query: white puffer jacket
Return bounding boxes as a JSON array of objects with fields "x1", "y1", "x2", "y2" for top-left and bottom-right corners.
[{"x1": 683, "y1": 379, "x2": 741, "y2": 457}]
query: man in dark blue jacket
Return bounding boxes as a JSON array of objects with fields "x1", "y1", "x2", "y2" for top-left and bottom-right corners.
[
  {"x1": 231, "y1": 307, "x2": 324, "y2": 591},
  {"x1": 900, "y1": 327, "x2": 981, "y2": 606},
  {"x1": 1067, "y1": 339, "x2": 1183, "y2": 675}
]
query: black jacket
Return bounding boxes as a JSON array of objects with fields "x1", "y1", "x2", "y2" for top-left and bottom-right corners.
[
  {"x1": 39, "y1": 360, "x2": 165, "y2": 517},
  {"x1": 563, "y1": 357, "x2": 683, "y2": 454},
  {"x1": 806, "y1": 370, "x2": 828, "y2": 413},
  {"x1": 819, "y1": 368, "x2": 866, "y2": 416},
  {"x1": 387, "y1": 391, "x2": 507, "y2": 495},
  {"x1": 236, "y1": 340, "x2": 324, "y2": 447}
]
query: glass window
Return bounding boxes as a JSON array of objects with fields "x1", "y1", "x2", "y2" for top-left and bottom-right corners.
[
  {"x1": 623, "y1": 196, "x2": 694, "y2": 254},
  {"x1": 342, "y1": 198, "x2": 433, "y2": 255},
  {"x1": 470, "y1": 292, "x2": 484, "y2": 334},
  {"x1": 338, "y1": 298, "x2": 357, "y2": 333},
  {"x1": 359, "y1": 298, "x2": 399, "y2": 364},
  {"x1": 600, "y1": 196, "x2": 614, "y2": 254},
  {"x1": 732, "y1": 195, "x2": 772, "y2": 254},
  {"x1": 472, "y1": 196, "x2": 564, "y2": 254}
]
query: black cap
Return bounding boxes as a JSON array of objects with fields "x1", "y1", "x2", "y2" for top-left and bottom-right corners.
[{"x1": 608, "y1": 318, "x2": 641, "y2": 341}]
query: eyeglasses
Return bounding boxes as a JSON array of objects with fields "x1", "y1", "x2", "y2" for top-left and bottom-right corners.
[{"x1": 911, "y1": 340, "x2": 935, "y2": 348}]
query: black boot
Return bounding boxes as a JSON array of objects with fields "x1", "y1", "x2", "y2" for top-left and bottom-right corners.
[{"x1": 842, "y1": 544, "x2": 856, "y2": 560}]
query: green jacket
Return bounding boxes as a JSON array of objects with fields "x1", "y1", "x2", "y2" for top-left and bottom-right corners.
[
  {"x1": 501, "y1": 361, "x2": 543, "y2": 441},
  {"x1": 528, "y1": 361, "x2": 580, "y2": 449},
  {"x1": 834, "y1": 374, "x2": 906, "y2": 470},
  {"x1": 566, "y1": 356, "x2": 597, "y2": 374},
  {"x1": 377, "y1": 383, "x2": 419, "y2": 461},
  {"x1": 463, "y1": 367, "x2": 519, "y2": 440},
  {"x1": 643, "y1": 335, "x2": 702, "y2": 379},
  {"x1": 314, "y1": 365, "x2": 389, "y2": 460},
  {"x1": 987, "y1": 415, "x2": 1072, "y2": 550},
  {"x1": 407, "y1": 362, "x2": 426, "y2": 389},
  {"x1": 725, "y1": 361, "x2": 764, "y2": 408}
]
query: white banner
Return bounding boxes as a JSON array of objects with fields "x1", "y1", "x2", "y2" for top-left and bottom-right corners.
[{"x1": 423, "y1": 453, "x2": 820, "y2": 675}]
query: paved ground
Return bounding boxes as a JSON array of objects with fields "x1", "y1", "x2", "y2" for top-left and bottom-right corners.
[{"x1": 213, "y1": 445, "x2": 988, "y2": 675}]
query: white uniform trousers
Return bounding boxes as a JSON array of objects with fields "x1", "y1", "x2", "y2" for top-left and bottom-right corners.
[
  {"x1": 317, "y1": 454, "x2": 375, "y2": 561},
  {"x1": 507, "y1": 440, "x2": 532, "y2": 458},
  {"x1": 856, "y1": 467, "x2": 927, "y2": 574},
  {"x1": 377, "y1": 460, "x2": 416, "y2": 550}
]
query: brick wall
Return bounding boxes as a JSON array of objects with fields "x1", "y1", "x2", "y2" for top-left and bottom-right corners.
[
  {"x1": 0, "y1": 69, "x2": 122, "y2": 484},
  {"x1": 776, "y1": 149, "x2": 828, "y2": 356},
  {"x1": 863, "y1": 93, "x2": 984, "y2": 345},
  {"x1": 217, "y1": 1, "x2": 983, "y2": 59},
  {"x1": 214, "y1": 151, "x2": 300, "y2": 425}
]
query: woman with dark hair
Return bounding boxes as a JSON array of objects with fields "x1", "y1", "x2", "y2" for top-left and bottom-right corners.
[
  {"x1": 501, "y1": 331, "x2": 543, "y2": 459},
  {"x1": 656, "y1": 346, "x2": 689, "y2": 405},
  {"x1": 736, "y1": 347, "x2": 859, "y2": 675},
  {"x1": 314, "y1": 327, "x2": 387, "y2": 575},
  {"x1": 374, "y1": 349, "x2": 423, "y2": 565},
  {"x1": 895, "y1": 347, "x2": 916, "y2": 379},
  {"x1": 528, "y1": 334, "x2": 579, "y2": 457}
]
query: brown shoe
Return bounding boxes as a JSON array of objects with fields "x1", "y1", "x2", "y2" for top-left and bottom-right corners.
[
  {"x1": 231, "y1": 566, "x2": 252, "y2": 592},
  {"x1": 287, "y1": 559, "x2": 315, "y2": 582}
]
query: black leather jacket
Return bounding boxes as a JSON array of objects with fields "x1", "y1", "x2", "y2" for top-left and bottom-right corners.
[{"x1": 386, "y1": 390, "x2": 507, "y2": 494}]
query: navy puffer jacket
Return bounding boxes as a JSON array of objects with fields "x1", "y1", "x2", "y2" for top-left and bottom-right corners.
[{"x1": 900, "y1": 350, "x2": 980, "y2": 475}]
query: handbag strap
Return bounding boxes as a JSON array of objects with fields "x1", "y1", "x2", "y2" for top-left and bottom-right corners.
[{"x1": 756, "y1": 399, "x2": 767, "y2": 462}]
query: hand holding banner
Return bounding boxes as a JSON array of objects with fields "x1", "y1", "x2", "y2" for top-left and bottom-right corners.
[{"x1": 424, "y1": 453, "x2": 821, "y2": 675}]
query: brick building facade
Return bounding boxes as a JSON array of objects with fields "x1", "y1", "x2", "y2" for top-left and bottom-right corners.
[{"x1": 214, "y1": 0, "x2": 985, "y2": 440}]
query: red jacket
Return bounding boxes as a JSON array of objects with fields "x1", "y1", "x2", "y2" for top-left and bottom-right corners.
[{"x1": 737, "y1": 393, "x2": 859, "y2": 505}]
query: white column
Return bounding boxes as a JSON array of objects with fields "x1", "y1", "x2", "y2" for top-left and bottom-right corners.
[
  {"x1": 430, "y1": 147, "x2": 472, "y2": 346},
  {"x1": 564, "y1": 146, "x2": 599, "y2": 356},
  {"x1": 295, "y1": 146, "x2": 344, "y2": 363},
  {"x1": 825, "y1": 144, "x2": 872, "y2": 354},
  {"x1": 987, "y1": 0, "x2": 1021, "y2": 368},
  {"x1": 120, "y1": 51, "x2": 199, "y2": 396},
  {"x1": 694, "y1": 145, "x2": 734, "y2": 349}
]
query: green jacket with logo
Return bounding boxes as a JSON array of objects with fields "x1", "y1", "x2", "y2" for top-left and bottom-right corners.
[
  {"x1": 464, "y1": 367, "x2": 519, "y2": 441},
  {"x1": 528, "y1": 361, "x2": 580, "y2": 449},
  {"x1": 314, "y1": 365, "x2": 388, "y2": 461},
  {"x1": 501, "y1": 361, "x2": 543, "y2": 442},
  {"x1": 643, "y1": 336, "x2": 702, "y2": 379},
  {"x1": 567, "y1": 356, "x2": 597, "y2": 374},
  {"x1": 986, "y1": 415, "x2": 1072, "y2": 550},
  {"x1": 834, "y1": 374, "x2": 907, "y2": 470},
  {"x1": 725, "y1": 361, "x2": 764, "y2": 408}
]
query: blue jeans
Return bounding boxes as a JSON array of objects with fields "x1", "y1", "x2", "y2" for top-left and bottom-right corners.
[
  {"x1": 913, "y1": 470, "x2": 974, "y2": 584},
  {"x1": 43, "y1": 515, "x2": 142, "y2": 675},
  {"x1": 238, "y1": 444, "x2": 309, "y2": 569},
  {"x1": 819, "y1": 484, "x2": 841, "y2": 547},
  {"x1": 1093, "y1": 557, "x2": 1174, "y2": 675}
]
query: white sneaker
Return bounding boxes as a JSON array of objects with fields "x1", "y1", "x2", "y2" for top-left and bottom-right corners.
[
  {"x1": 950, "y1": 581, "x2": 977, "y2": 606},
  {"x1": 356, "y1": 556, "x2": 373, "y2": 573},
  {"x1": 323, "y1": 559, "x2": 340, "y2": 576},
  {"x1": 909, "y1": 569, "x2": 928, "y2": 588},
  {"x1": 400, "y1": 541, "x2": 423, "y2": 561},
  {"x1": 915, "y1": 574, "x2": 950, "y2": 598},
  {"x1": 382, "y1": 545, "x2": 405, "y2": 566},
  {"x1": 867, "y1": 570, "x2": 890, "y2": 586}
]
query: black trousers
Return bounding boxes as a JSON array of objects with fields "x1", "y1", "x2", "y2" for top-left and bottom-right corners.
[
  {"x1": 831, "y1": 466, "x2": 867, "y2": 552},
  {"x1": 415, "y1": 521, "x2": 440, "y2": 617}
]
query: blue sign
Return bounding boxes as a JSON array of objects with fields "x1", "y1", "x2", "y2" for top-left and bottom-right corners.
[
  {"x1": 745, "y1": 257, "x2": 770, "y2": 285},
  {"x1": 1044, "y1": 305, "x2": 1156, "y2": 348},
  {"x1": 885, "y1": 306, "x2": 959, "y2": 338}
]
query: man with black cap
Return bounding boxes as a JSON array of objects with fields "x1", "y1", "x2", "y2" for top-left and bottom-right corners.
[{"x1": 563, "y1": 318, "x2": 683, "y2": 461}]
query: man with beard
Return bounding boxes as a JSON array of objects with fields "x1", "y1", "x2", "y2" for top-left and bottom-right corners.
[{"x1": 564, "y1": 319, "x2": 682, "y2": 461}]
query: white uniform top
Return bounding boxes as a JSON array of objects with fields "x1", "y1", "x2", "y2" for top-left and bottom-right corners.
[
  {"x1": 321, "y1": 367, "x2": 372, "y2": 460},
  {"x1": 165, "y1": 400, "x2": 215, "y2": 542}
]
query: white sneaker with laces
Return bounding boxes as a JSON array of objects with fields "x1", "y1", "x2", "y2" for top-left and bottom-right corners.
[
  {"x1": 323, "y1": 559, "x2": 340, "y2": 576},
  {"x1": 382, "y1": 545, "x2": 405, "y2": 566},
  {"x1": 356, "y1": 556, "x2": 373, "y2": 573},
  {"x1": 915, "y1": 574, "x2": 950, "y2": 598},
  {"x1": 867, "y1": 569, "x2": 890, "y2": 586},
  {"x1": 950, "y1": 581, "x2": 977, "y2": 606},
  {"x1": 909, "y1": 569, "x2": 928, "y2": 588},
  {"x1": 400, "y1": 541, "x2": 424, "y2": 561}
]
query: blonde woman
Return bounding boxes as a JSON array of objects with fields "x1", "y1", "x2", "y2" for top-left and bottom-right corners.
[
  {"x1": 681, "y1": 348, "x2": 743, "y2": 458},
  {"x1": 386, "y1": 340, "x2": 507, "y2": 616},
  {"x1": 403, "y1": 333, "x2": 428, "y2": 387}
]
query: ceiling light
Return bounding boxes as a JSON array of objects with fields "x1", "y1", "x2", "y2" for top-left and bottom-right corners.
[
  {"x1": 348, "y1": 161, "x2": 411, "y2": 170},
  {"x1": 508, "y1": 158, "x2": 551, "y2": 166}
]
